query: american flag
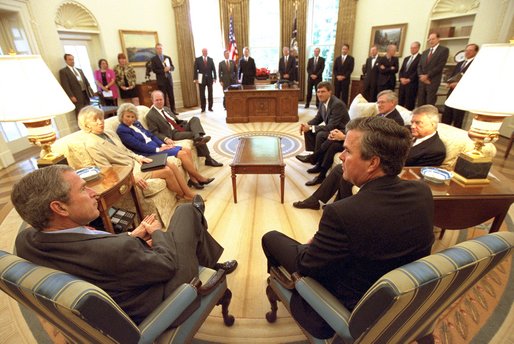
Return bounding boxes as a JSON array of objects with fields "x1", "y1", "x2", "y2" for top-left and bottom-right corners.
[{"x1": 228, "y1": 15, "x2": 239, "y2": 61}]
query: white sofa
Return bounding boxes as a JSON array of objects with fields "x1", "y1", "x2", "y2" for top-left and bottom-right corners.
[{"x1": 52, "y1": 105, "x2": 198, "y2": 227}]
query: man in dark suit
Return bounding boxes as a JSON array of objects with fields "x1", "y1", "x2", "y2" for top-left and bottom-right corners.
[
  {"x1": 12, "y1": 165, "x2": 237, "y2": 325},
  {"x1": 332, "y1": 44, "x2": 354, "y2": 105},
  {"x1": 305, "y1": 47, "x2": 325, "y2": 108},
  {"x1": 361, "y1": 45, "x2": 379, "y2": 102},
  {"x1": 296, "y1": 81, "x2": 349, "y2": 163},
  {"x1": 398, "y1": 41, "x2": 421, "y2": 110},
  {"x1": 194, "y1": 48, "x2": 217, "y2": 112},
  {"x1": 417, "y1": 33, "x2": 450, "y2": 106},
  {"x1": 218, "y1": 50, "x2": 237, "y2": 109},
  {"x1": 442, "y1": 43, "x2": 478, "y2": 128},
  {"x1": 376, "y1": 44, "x2": 399, "y2": 93},
  {"x1": 238, "y1": 47, "x2": 256, "y2": 85},
  {"x1": 293, "y1": 104, "x2": 446, "y2": 210},
  {"x1": 151, "y1": 43, "x2": 176, "y2": 113},
  {"x1": 263, "y1": 116, "x2": 434, "y2": 338},
  {"x1": 146, "y1": 90, "x2": 223, "y2": 167},
  {"x1": 59, "y1": 54, "x2": 91, "y2": 115},
  {"x1": 278, "y1": 46, "x2": 295, "y2": 81},
  {"x1": 376, "y1": 90, "x2": 404, "y2": 126}
]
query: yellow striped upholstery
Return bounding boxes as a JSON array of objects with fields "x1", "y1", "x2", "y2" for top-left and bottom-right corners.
[
  {"x1": 0, "y1": 251, "x2": 226, "y2": 344},
  {"x1": 272, "y1": 232, "x2": 514, "y2": 344}
]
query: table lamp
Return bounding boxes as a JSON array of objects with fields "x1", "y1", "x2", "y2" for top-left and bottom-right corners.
[
  {"x1": 0, "y1": 55, "x2": 75, "y2": 165},
  {"x1": 445, "y1": 42, "x2": 514, "y2": 185}
]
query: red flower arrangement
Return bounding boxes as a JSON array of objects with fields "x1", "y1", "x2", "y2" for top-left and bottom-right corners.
[{"x1": 256, "y1": 67, "x2": 270, "y2": 78}]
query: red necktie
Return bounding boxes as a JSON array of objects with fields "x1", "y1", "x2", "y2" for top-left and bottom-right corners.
[
  {"x1": 161, "y1": 110, "x2": 184, "y2": 132},
  {"x1": 204, "y1": 57, "x2": 207, "y2": 66},
  {"x1": 427, "y1": 48, "x2": 433, "y2": 63}
]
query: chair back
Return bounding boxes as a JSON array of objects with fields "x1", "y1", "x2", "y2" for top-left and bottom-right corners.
[
  {"x1": 347, "y1": 232, "x2": 514, "y2": 343},
  {"x1": 0, "y1": 251, "x2": 141, "y2": 344}
]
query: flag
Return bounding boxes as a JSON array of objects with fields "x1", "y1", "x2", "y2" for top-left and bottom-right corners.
[{"x1": 228, "y1": 15, "x2": 239, "y2": 61}]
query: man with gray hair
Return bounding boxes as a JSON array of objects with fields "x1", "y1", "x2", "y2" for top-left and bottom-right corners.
[
  {"x1": 407, "y1": 104, "x2": 446, "y2": 166},
  {"x1": 376, "y1": 90, "x2": 404, "y2": 126}
]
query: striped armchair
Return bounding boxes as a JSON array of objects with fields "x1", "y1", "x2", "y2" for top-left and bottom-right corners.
[
  {"x1": 265, "y1": 232, "x2": 514, "y2": 344},
  {"x1": 0, "y1": 251, "x2": 234, "y2": 344}
]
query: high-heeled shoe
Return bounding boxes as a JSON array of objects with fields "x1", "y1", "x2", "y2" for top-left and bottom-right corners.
[
  {"x1": 188, "y1": 179, "x2": 204, "y2": 190},
  {"x1": 199, "y1": 177, "x2": 215, "y2": 186}
]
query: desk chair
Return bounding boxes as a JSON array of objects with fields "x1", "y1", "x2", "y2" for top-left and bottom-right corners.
[
  {"x1": 0, "y1": 251, "x2": 234, "y2": 344},
  {"x1": 265, "y1": 232, "x2": 514, "y2": 344}
]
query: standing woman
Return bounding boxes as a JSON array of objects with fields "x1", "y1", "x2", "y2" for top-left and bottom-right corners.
[
  {"x1": 94, "y1": 59, "x2": 119, "y2": 106},
  {"x1": 114, "y1": 53, "x2": 139, "y2": 104}
]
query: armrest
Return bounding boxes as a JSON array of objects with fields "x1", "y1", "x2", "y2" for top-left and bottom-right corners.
[
  {"x1": 198, "y1": 269, "x2": 226, "y2": 296},
  {"x1": 138, "y1": 278, "x2": 200, "y2": 344},
  {"x1": 292, "y1": 273, "x2": 354, "y2": 343},
  {"x1": 270, "y1": 266, "x2": 295, "y2": 289}
]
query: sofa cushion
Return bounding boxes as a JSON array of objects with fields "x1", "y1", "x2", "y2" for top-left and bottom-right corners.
[{"x1": 349, "y1": 94, "x2": 377, "y2": 119}]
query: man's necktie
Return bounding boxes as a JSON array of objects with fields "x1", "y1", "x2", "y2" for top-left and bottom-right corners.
[
  {"x1": 314, "y1": 57, "x2": 317, "y2": 68},
  {"x1": 73, "y1": 68, "x2": 85, "y2": 90},
  {"x1": 226, "y1": 60, "x2": 229, "y2": 69},
  {"x1": 406, "y1": 55, "x2": 413, "y2": 70},
  {"x1": 427, "y1": 48, "x2": 433, "y2": 63},
  {"x1": 203, "y1": 57, "x2": 207, "y2": 66},
  {"x1": 320, "y1": 104, "x2": 327, "y2": 122},
  {"x1": 161, "y1": 110, "x2": 184, "y2": 132},
  {"x1": 342, "y1": 55, "x2": 346, "y2": 64}
]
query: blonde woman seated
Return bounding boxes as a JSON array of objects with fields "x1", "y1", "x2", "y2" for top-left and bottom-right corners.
[
  {"x1": 77, "y1": 106, "x2": 197, "y2": 201},
  {"x1": 116, "y1": 103, "x2": 214, "y2": 190}
]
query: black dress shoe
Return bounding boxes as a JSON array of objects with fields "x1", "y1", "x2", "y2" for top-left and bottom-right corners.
[
  {"x1": 208, "y1": 108, "x2": 213, "y2": 112},
  {"x1": 214, "y1": 260, "x2": 238, "y2": 274},
  {"x1": 304, "y1": 104, "x2": 309, "y2": 108},
  {"x1": 188, "y1": 179, "x2": 204, "y2": 190},
  {"x1": 199, "y1": 177, "x2": 215, "y2": 185},
  {"x1": 192, "y1": 194, "x2": 205, "y2": 214},
  {"x1": 293, "y1": 200, "x2": 320, "y2": 210},
  {"x1": 305, "y1": 175, "x2": 325, "y2": 186},
  {"x1": 194, "y1": 136, "x2": 211, "y2": 146},
  {"x1": 201, "y1": 109, "x2": 206, "y2": 113},
  {"x1": 307, "y1": 165, "x2": 322, "y2": 174},
  {"x1": 296, "y1": 154, "x2": 313, "y2": 164},
  {"x1": 205, "y1": 159, "x2": 223, "y2": 167}
]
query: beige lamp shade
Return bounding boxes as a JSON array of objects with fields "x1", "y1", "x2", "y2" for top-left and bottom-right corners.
[{"x1": 0, "y1": 55, "x2": 75, "y2": 121}]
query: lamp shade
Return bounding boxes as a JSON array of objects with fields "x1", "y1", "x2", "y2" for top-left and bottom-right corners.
[
  {"x1": 0, "y1": 55, "x2": 75, "y2": 121},
  {"x1": 445, "y1": 43, "x2": 514, "y2": 116}
]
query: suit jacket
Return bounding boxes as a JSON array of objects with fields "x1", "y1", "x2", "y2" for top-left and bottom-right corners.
[
  {"x1": 306, "y1": 56, "x2": 325, "y2": 81},
  {"x1": 218, "y1": 59, "x2": 237, "y2": 89},
  {"x1": 332, "y1": 55, "x2": 355, "y2": 81},
  {"x1": 59, "y1": 66, "x2": 91, "y2": 107},
  {"x1": 417, "y1": 45, "x2": 450, "y2": 85},
  {"x1": 238, "y1": 56, "x2": 256, "y2": 85},
  {"x1": 308, "y1": 95, "x2": 350, "y2": 132},
  {"x1": 377, "y1": 55, "x2": 399, "y2": 87},
  {"x1": 362, "y1": 55, "x2": 379, "y2": 90},
  {"x1": 399, "y1": 53, "x2": 421, "y2": 82},
  {"x1": 116, "y1": 121, "x2": 166, "y2": 156},
  {"x1": 446, "y1": 59, "x2": 473, "y2": 96},
  {"x1": 151, "y1": 54, "x2": 175, "y2": 86},
  {"x1": 381, "y1": 108, "x2": 404, "y2": 126},
  {"x1": 146, "y1": 106, "x2": 186, "y2": 142},
  {"x1": 406, "y1": 132, "x2": 446, "y2": 166},
  {"x1": 194, "y1": 56, "x2": 217, "y2": 85},
  {"x1": 278, "y1": 55, "x2": 296, "y2": 80},
  {"x1": 293, "y1": 175, "x2": 434, "y2": 314}
]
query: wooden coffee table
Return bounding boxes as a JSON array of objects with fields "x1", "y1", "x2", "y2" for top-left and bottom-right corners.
[{"x1": 230, "y1": 136, "x2": 285, "y2": 203}]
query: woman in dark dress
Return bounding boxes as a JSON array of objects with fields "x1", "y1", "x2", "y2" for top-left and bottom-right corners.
[{"x1": 114, "y1": 53, "x2": 138, "y2": 104}]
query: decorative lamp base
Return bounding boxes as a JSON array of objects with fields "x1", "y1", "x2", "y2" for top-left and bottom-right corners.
[
  {"x1": 452, "y1": 152, "x2": 492, "y2": 185},
  {"x1": 37, "y1": 153, "x2": 66, "y2": 167}
]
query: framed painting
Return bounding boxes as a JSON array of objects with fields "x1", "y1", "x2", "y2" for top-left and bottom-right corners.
[
  {"x1": 369, "y1": 24, "x2": 407, "y2": 57},
  {"x1": 119, "y1": 30, "x2": 159, "y2": 66}
]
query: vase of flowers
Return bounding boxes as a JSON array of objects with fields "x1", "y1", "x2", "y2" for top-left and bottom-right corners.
[{"x1": 255, "y1": 67, "x2": 270, "y2": 80}]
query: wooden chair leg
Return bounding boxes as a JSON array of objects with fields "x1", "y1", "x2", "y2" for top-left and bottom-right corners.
[
  {"x1": 265, "y1": 278, "x2": 279, "y2": 323},
  {"x1": 217, "y1": 288, "x2": 235, "y2": 326}
]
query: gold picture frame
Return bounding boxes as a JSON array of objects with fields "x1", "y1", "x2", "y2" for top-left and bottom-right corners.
[
  {"x1": 119, "y1": 30, "x2": 159, "y2": 66},
  {"x1": 370, "y1": 24, "x2": 407, "y2": 57}
]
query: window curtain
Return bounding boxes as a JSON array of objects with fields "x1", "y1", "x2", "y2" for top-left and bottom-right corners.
[
  {"x1": 171, "y1": 0, "x2": 198, "y2": 107},
  {"x1": 219, "y1": 0, "x2": 249, "y2": 53},
  {"x1": 334, "y1": 0, "x2": 358, "y2": 65},
  {"x1": 280, "y1": 0, "x2": 307, "y2": 100}
]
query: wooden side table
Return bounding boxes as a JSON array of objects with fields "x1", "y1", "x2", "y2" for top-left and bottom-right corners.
[{"x1": 85, "y1": 165, "x2": 144, "y2": 233}]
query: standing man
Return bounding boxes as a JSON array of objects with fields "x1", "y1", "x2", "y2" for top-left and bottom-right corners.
[
  {"x1": 305, "y1": 47, "x2": 325, "y2": 108},
  {"x1": 332, "y1": 44, "x2": 354, "y2": 106},
  {"x1": 398, "y1": 41, "x2": 421, "y2": 110},
  {"x1": 361, "y1": 45, "x2": 379, "y2": 102},
  {"x1": 151, "y1": 43, "x2": 176, "y2": 114},
  {"x1": 146, "y1": 90, "x2": 223, "y2": 167},
  {"x1": 278, "y1": 46, "x2": 295, "y2": 81},
  {"x1": 194, "y1": 48, "x2": 217, "y2": 113},
  {"x1": 417, "y1": 33, "x2": 449, "y2": 106},
  {"x1": 442, "y1": 43, "x2": 478, "y2": 128},
  {"x1": 263, "y1": 116, "x2": 434, "y2": 338},
  {"x1": 376, "y1": 44, "x2": 399, "y2": 93},
  {"x1": 218, "y1": 50, "x2": 237, "y2": 110},
  {"x1": 238, "y1": 47, "x2": 256, "y2": 85},
  {"x1": 59, "y1": 54, "x2": 92, "y2": 115}
]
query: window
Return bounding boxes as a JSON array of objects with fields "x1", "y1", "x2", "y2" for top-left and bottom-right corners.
[
  {"x1": 306, "y1": 0, "x2": 339, "y2": 81},
  {"x1": 249, "y1": 0, "x2": 280, "y2": 71}
]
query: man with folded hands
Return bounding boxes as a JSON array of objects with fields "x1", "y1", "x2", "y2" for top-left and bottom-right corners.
[
  {"x1": 12, "y1": 165, "x2": 237, "y2": 325},
  {"x1": 146, "y1": 90, "x2": 223, "y2": 167}
]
